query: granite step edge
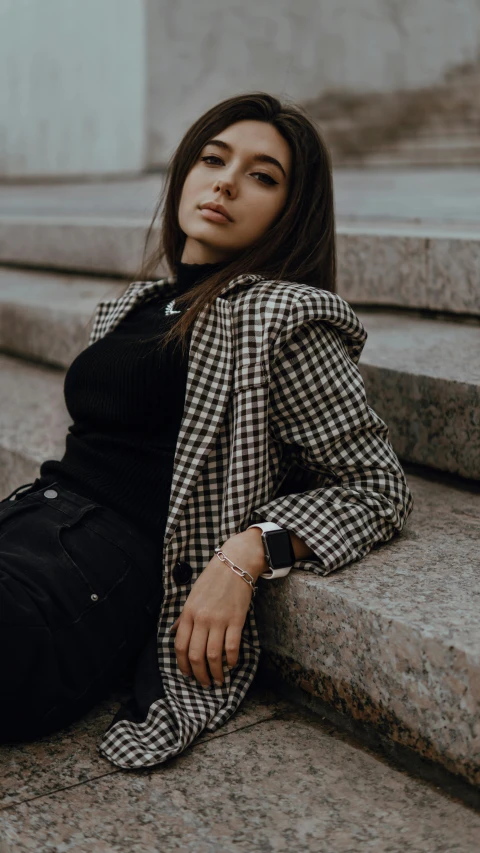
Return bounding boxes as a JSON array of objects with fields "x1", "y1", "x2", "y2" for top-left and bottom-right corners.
[
  {"x1": 0, "y1": 216, "x2": 478, "y2": 315},
  {"x1": 255, "y1": 469, "x2": 480, "y2": 789},
  {"x1": 256, "y1": 579, "x2": 480, "y2": 789}
]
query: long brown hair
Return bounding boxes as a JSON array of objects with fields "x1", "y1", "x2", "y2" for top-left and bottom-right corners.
[{"x1": 139, "y1": 91, "x2": 336, "y2": 356}]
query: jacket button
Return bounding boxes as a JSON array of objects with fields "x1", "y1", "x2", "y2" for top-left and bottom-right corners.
[{"x1": 173, "y1": 561, "x2": 193, "y2": 585}]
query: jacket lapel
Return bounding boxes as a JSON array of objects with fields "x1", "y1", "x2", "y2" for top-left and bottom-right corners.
[
  {"x1": 162, "y1": 296, "x2": 233, "y2": 548},
  {"x1": 163, "y1": 272, "x2": 265, "y2": 548}
]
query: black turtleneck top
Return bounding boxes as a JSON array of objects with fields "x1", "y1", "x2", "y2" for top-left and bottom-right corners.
[{"x1": 38, "y1": 260, "x2": 229, "y2": 540}]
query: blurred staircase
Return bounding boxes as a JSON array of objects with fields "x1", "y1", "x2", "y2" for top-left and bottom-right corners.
[
  {"x1": 305, "y1": 60, "x2": 480, "y2": 167},
  {"x1": 0, "y1": 173, "x2": 479, "y2": 804}
]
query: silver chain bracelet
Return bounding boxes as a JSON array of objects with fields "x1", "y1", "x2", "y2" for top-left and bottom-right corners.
[{"x1": 214, "y1": 547, "x2": 257, "y2": 597}]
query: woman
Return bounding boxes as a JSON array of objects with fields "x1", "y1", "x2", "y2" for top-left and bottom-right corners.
[{"x1": 0, "y1": 92, "x2": 413, "y2": 768}]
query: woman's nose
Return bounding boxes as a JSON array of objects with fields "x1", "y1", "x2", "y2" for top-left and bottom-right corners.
[{"x1": 214, "y1": 180, "x2": 234, "y2": 197}]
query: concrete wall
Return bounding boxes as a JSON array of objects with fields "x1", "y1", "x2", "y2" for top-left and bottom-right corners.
[
  {"x1": 2, "y1": 0, "x2": 479, "y2": 177},
  {"x1": 0, "y1": 0, "x2": 146, "y2": 178},
  {"x1": 147, "y1": 0, "x2": 480, "y2": 166}
]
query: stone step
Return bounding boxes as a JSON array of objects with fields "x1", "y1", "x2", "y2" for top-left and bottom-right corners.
[
  {"x1": 0, "y1": 215, "x2": 478, "y2": 317},
  {"x1": 0, "y1": 267, "x2": 125, "y2": 368},
  {"x1": 356, "y1": 310, "x2": 480, "y2": 481},
  {"x1": 0, "y1": 351, "x2": 479, "y2": 792},
  {"x1": 0, "y1": 355, "x2": 71, "y2": 493},
  {"x1": 1, "y1": 269, "x2": 478, "y2": 479},
  {"x1": 1, "y1": 690, "x2": 479, "y2": 850},
  {"x1": 2, "y1": 691, "x2": 479, "y2": 850},
  {"x1": 0, "y1": 170, "x2": 479, "y2": 317},
  {"x1": 337, "y1": 222, "x2": 479, "y2": 317},
  {"x1": 257, "y1": 467, "x2": 480, "y2": 794}
]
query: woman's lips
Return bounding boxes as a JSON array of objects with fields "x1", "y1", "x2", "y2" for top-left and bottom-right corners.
[{"x1": 199, "y1": 208, "x2": 231, "y2": 223}]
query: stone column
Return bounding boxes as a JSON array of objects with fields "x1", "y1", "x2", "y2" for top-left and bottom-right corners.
[{"x1": 0, "y1": 0, "x2": 147, "y2": 178}]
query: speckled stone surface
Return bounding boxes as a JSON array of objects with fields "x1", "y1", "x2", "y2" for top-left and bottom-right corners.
[
  {"x1": 0, "y1": 686, "x2": 285, "y2": 812},
  {"x1": 0, "y1": 216, "x2": 161, "y2": 279},
  {"x1": 1, "y1": 709, "x2": 479, "y2": 853},
  {"x1": 337, "y1": 231, "x2": 428, "y2": 311},
  {"x1": 428, "y1": 237, "x2": 480, "y2": 316},
  {"x1": 357, "y1": 310, "x2": 480, "y2": 479},
  {"x1": 0, "y1": 694, "x2": 123, "y2": 812},
  {"x1": 337, "y1": 229, "x2": 480, "y2": 316},
  {"x1": 0, "y1": 267, "x2": 125, "y2": 368},
  {"x1": 0, "y1": 214, "x2": 479, "y2": 314},
  {"x1": 255, "y1": 471, "x2": 480, "y2": 788},
  {"x1": 0, "y1": 354, "x2": 70, "y2": 495}
]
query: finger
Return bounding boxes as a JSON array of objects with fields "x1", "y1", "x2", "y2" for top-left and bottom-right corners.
[
  {"x1": 224, "y1": 623, "x2": 243, "y2": 671},
  {"x1": 173, "y1": 614, "x2": 194, "y2": 677},
  {"x1": 170, "y1": 616, "x2": 181, "y2": 632},
  {"x1": 206, "y1": 625, "x2": 227, "y2": 685},
  {"x1": 188, "y1": 622, "x2": 211, "y2": 687}
]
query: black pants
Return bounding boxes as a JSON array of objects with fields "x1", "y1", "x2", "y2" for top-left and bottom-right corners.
[{"x1": 0, "y1": 479, "x2": 164, "y2": 742}]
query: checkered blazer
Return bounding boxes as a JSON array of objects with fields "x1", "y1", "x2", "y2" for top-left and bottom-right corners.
[{"x1": 87, "y1": 272, "x2": 413, "y2": 768}]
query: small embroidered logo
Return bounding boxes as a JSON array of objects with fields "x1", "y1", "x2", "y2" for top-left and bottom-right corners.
[{"x1": 165, "y1": 299, "x2": 181, "y2": 315}]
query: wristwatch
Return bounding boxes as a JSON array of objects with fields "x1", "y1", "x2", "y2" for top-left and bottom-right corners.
[{"x1": 246, "y1": 521, "x2": 295, "y2": 580}]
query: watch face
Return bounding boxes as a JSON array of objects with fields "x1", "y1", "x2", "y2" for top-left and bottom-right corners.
[{"x1": 264, "y1": 529, "x2": 294, "y2": 569}]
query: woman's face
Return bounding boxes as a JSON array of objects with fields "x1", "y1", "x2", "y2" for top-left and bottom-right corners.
[{"x1": 178, "y1": 119, "x2": 292, "y2": 264}]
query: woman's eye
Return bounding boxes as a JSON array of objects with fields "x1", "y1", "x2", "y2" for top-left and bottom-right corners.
[
  {"x1": 200, "y1": 155, "x2": 277, "y2": 186},
  {"x1": 201, "y1": 155, "x2": 222, "y2": 165}
]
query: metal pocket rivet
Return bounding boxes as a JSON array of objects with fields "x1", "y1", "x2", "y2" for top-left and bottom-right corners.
[
  {"x1": 91, "y1": 594, "x2": 99, "y2": 602},
  {"x1": 44, "y1": 489, "x2": 58, "y2": 499}
]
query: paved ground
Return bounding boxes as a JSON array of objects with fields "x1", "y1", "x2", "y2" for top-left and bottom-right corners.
[
  {"x1": 1, "y1": 685, "x2": 479, "y2": 853},
  {"x1": 0, "y1": 169, "x2": 480, "y2": 230}
]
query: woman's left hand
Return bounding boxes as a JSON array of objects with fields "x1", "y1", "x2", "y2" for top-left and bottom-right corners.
[{"x1": 169, "y1": 530, "x2": 267, "y2": 688}]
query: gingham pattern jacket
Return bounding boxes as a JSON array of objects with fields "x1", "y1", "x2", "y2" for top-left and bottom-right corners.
[{"x1": 87, "y1": 272, "x2": 413, "y2": 768}]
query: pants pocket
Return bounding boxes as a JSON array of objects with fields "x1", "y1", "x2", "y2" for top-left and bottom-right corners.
[{"x1": 53, "y1": 506, "x2": 144, "y2": 606}]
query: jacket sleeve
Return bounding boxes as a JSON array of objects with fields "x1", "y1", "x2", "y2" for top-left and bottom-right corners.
[{"x1": 249, "y1": 314, "x2": 414, "y2": 576}]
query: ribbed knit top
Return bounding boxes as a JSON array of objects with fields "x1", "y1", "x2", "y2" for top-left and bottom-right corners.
[{"x1": 38, "y1": 259, "x2": 230, "y2": 541}]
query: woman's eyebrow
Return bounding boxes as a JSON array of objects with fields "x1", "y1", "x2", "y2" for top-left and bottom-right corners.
[{"x1": 204, "y1": 138, "x2": 287, "y2": 179}]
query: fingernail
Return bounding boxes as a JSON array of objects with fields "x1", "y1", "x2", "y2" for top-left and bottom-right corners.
[{"x1": 214, "y1": 680, "x2": 223, "y2": 687}]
